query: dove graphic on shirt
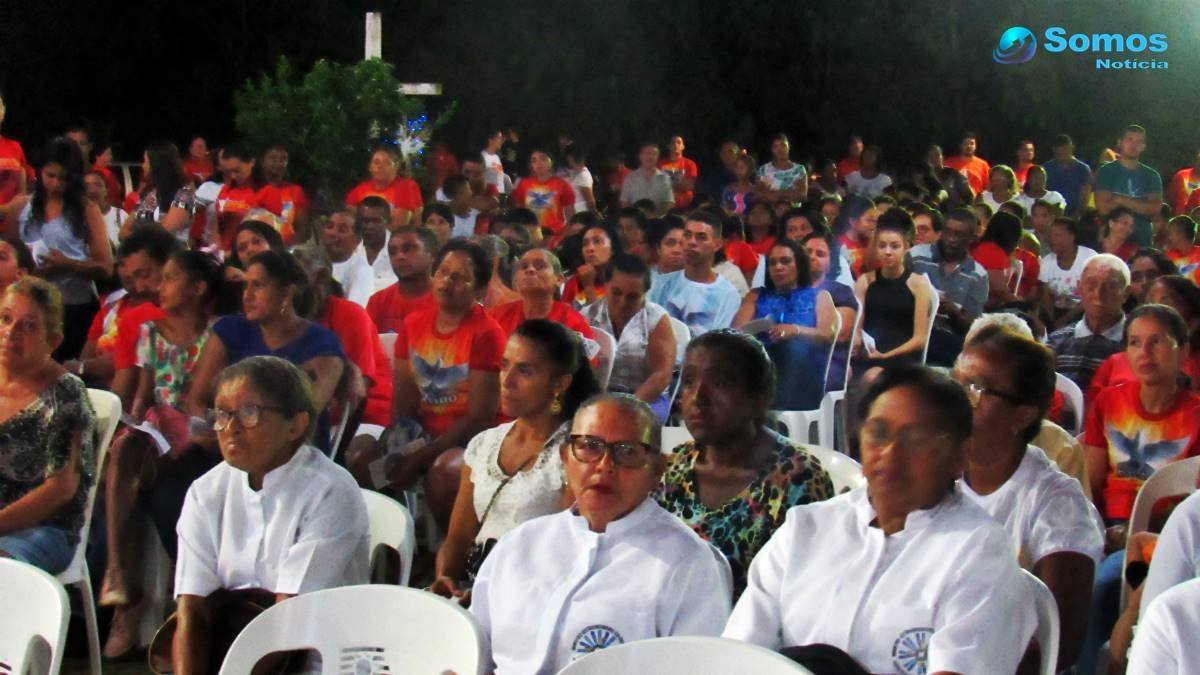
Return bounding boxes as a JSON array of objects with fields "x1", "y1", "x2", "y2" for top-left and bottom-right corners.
[
  {"x1": 1109, "y1": 425, "x2": 1189, "y2": 480},
  {"x1": 411, "y1": 353, "x2": 469, "y2": 406},
  {"x1": 527, "y1": 188, "x2": 554, "y2": 209}
]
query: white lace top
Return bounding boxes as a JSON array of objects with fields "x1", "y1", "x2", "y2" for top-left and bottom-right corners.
[{"x1": 463, "y1": 421, "x2": 569, "y2": 543}]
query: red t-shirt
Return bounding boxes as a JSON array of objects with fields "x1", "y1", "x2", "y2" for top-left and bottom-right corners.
[
  {"x1": 511, "y1": 176, "x2": 575, "y2": 235},
  {"x1": 836, "y1": 157, "x2": 861, "y2": 181},
  {"x1": 395, "y1": 304, "x2": 505, "y2": 437},
  {"x1": 216, "y1": 184, "x2": 266, "y2": 252},
  {"x1": 724, "y1": 240, "x2": 760, "y2": 277},
  {"x1": 113, "y1": 302, "x2": 168, "y2": 371},
  {"x1": 1169, "y1": 168, "x2": 1200, "y2": 215},
  {"x1": 256, "y1": 183, "x2": 310, "y2": 245},
  {"x1": 345, "y1": 178, "x2": 423, "y2": 213},
  {"x1": 945, "y1": 155, "x2": 991, "y2": 196},
  {"x1": 658, "y1": 156, "x2": 699, "y2": 208},
  {"x1": 1084, "y1": 381, "x2": 1200, "y2": 519},
  {"x1": 1014, "y1": 248, "x2": 1040, "y2": 299},
  {"x1": 1013, "y1": 163, "x2": 1034, "y2": 187},
  {"x1": 1090, "y1": 352, "x2": 1200, "y2": 403},
  {"x1": 560, "y1": 276, "x2": 606, "y2": 308},
  {"x1": 182, "y1": 156, "x2": 214, "y2": 184},
  {"x1": 608, "y1": 166, "x2": 631, "y2": 196},
  {"x1": 0, "y1": 137, "x2": 31, "y2": 206},
  {"x1": 93, "y1": 164, "x2": 124, "y2": 207},
  {"x1": 366, "y1": 284, "x2": 436, "y2": 334},
  {"x1": 488, "y1": 300, "x2": 596, "y2": 341},
  {"x1": 748, "y1": 235, "x2": 778, "y2": 257},
  {"x1": 319, "y1": 296, "x2": 393, "y2": 426},
  {"x1": 839, "y1": 233, "x2": 870, "y2": 278},
  {"x1": 971, "y1": 241, "x2": 1010, "y2": 271}
]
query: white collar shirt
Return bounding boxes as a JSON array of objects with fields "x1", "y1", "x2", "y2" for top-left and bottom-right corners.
[
  {"x1": 333, "y1": 244, "x2": 376, "y2": 307},
  {"x1": 1075, "y1": 313, "x2": 1126, "y2": 340},
  {"x1": 1129, "y1": 576, "x2": 1200, "y2": 675},
  {"x1": 362, "y1": 232, "x2": 398, "y2": 293},
  {"x1": 723, "y1": 487, "x2": 1035, "y2": 675},
  {"x1": 1139, "y1": 490, "x2": 1200, "y2": 616},
  {"x1": 174, "y1": 444, "x2": 370, "y2": 598},
  {"x1": 470, "y1": 498, "x2": 731, "y2": 674},
  {"x1": 959, "y1": 445, "x2": 1104, "y2": 569}
]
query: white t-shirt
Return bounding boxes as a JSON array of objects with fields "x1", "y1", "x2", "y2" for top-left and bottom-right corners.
[
  {"x1": 174, "y1": 445, "x2": 369, "y2": 597},
  {"x1": 361, "y1": 234, "x2": 398, "y2": 293},
  {"x1": 979, "y1": 190, "x2": 1019, "y2": 214},
  {"x1": 714, "y1": 260, "x2": 750, "y2": 297},
  {"x1": 1139, "y1": 490, "x2": 1200, "y2": 616},
  {"x1": 1128, "y1": 576, "x2": 1200, "y2": 675},
  {"x1": 482, "y1": 150, "x2": 507, "y2": 194},
  {"x1": 723, "y1": 487, "x2": 1036, "y2": 675},
  {"x1": 1039, "y1": 246, "x2": 1098, "y2": 309},
  {"x1": 1016, "y1": 190, "x2": 1066, "y2": 214},
  {"x1": 648, "y1": 269, "x2": 741, "y2": 337},
  {"x1": 452, "y1": 208, "x2": 480, "y2": 239},
  {"x1": 462, "y1": 421, "x2": 568, "y2": 543},
  {"x1": 959, "y1": 445, "x2": 1103, "y2": 569},
  {"x1": 101, "y1": 206, "x2": 128, "y2": 248},
  {"x1": 332, "y1": 245, "x2": 376, "y2": 308},
  {"x1": 844, "y1": 171, "x2": 893, "y2": 199},
  {"x1": 471, "y1": 498, "x2": 731, "y2": 674},
  {"x1": 568, "y1": 167, "x2": 594, "y2": 213}
]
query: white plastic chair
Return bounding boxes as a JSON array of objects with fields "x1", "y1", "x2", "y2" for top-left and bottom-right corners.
[
  {"x1": 667, "y1": 317, "x2": 691, "y2": 407},
  {"x1": 1055, "y1": 372, "x2": 1085, "y2": 435},
  {"x1": 770, "y1": 312, "x2": 843, "y2": 445},
  {"x1": 556, "y1": 636, "x2": 810, "y2": 674},
  {"x1": 1023, "y1": 569, "x2": 1060, "y2": 675},
  {"x1": 218, "y1": 585, "x2": 485, "y2": 675},
  {"x1": 661, "y1": 426, "x2": 693, "y2": 454},
  {"x1": 804, "y1": 444, "x2": 866, "y2": 494},
  {"x1": 820, "y1": 298, "x2": 863, "y2": 452},
  {"x1": 1008, "y1": 257, "x2": 1025, "y2": 294},
  {"x1": 57, "y1": 389, "x2": 121, "y2": 675},
  {"x1": 0, "y1": 558, "x2": 70, "y2": 675},
  {"x1": 1118, "y1": 455, "x2": 1200, "y2": 611},
  {"x1": 591, "y1": 327, "x2": 617, "y2": 391},
  {"x1": 360, "y1": 489, "x2": 416, "y2": 586},
  {"x1": 919, "y1": 273, "x2": 940, "y2": 365}
]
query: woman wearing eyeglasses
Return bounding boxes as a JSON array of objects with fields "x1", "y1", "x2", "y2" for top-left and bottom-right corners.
[
  {"x1": 169, "y1": 356, "x2": 368, "y2": 675},
  {"x1": 725, "y1": 365, "x2": 1035, "y2": 675},
  {"x1": 469, "y1": 393, "x2": 731, "y2": 673},
  {"x1": 953, "y1": 326, "x2": 1102, "y2": 672}
]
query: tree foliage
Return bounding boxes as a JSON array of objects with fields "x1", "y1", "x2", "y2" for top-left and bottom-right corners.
[{"x1": 232, "y1": 57, "x2": 450, "y2": 199}]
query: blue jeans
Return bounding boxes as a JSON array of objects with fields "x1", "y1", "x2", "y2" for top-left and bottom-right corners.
[
  {"x1": 1077, "y1": 549, "x2": 1125, "y2": 674},
  {"x1": 0, "y1": 525, "x2": 75, "y2": 574}
]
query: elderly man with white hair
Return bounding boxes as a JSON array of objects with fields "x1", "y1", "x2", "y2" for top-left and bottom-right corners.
[{"x1": 1046, "y1": 253, "x2": 1130, "y2": 393}]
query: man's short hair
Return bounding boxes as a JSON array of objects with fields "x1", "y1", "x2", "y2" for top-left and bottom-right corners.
[
  {"x1": 392, "y1": 225, "x2": 439, "y2": 256},
  {"x1": 443, "y1": 174, "x2": 470, "y2": 198},
  {"x1": 358, "y1": 195, "x2": 391, "y2": 220},
  {"x1": 944, "y1": 207, "x2": 979, "y2": 232},
  {"x1": 1123, "y1": 124, "x2": 1147, "y2": 137},
  {"x1": 686, "y1": 209, "x2": 724, "y2": 237},
  {"x1": 117, "y1": 224, "x2": 182, "y2": 264},
  {"x1": 1051, "y1": 134, "x2": 1074, "y2": 149}
]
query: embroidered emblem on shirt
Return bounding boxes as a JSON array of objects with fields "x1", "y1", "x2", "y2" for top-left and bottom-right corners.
[
  {"x1": 892, "y1": 627, "x2": 933, "y2": 675},
  {"x1": 571, "y1": 624, "x2": 624, "y2": 660},
  {"x1": 411, "y1": 354, "x2": 469, "y2": 405}
]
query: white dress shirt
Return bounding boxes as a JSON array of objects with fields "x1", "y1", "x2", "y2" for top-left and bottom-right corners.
[
  {"x1": 1128, "y1": 576, "x2": 1200, "y2": 675},
  {"x1": 470, "y1": 498, "x2": 731, "y2": 674},
  {"x1": 1139, "y1": 490, "x2": 1200, "y2": 616},
  {"x1": 723, "y1": 487, "x2": 1035, "y2": 675},
  {"x1": 959, "y1": 445, "x2": 1104, "y2": 569},
  {"x1": 332, "y1": 245, "x2": 376, "y2": 307},
  {"x1": 360, "y1": 235, "x2": 398, "y2": 293},
  {"x1": 175, "y1": 444, "x2": 369, "y2": 598}
]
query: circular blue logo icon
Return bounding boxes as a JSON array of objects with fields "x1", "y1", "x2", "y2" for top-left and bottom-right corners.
[
  {"x1": 994, "y1": 26, "x2": 1038, "y2": 64},
  {"x1": 892, "y1": 627, "x2": 933, "y2": 675},
  {"x1": 571, "y1": 624, "x2": 624, "y2": 659}
]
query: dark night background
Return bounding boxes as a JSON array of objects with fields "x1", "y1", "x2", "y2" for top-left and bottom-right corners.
[{"x1": 3, "y1": 0, "x2": 1199, "y2": 177}]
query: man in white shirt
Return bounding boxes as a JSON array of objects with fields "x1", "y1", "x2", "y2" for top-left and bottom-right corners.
[
  {"x1": 322, "y1": 207, "x2": 375, "y2": 307},
  {"x1": 470, "y1": 394, "x2": 730, "y2": 674},
  {"x1": 1138, "y1": 490, "x2": 1200, "y2": 616},
  {"x1": 648, "y1": 211, "x2": 740, "y2": 337},
  {"x1": 481, "y1": 130, "x2": 507, "y2": 195},
  {"x1": 1128, "y1": 576, "x2": 1200, "y2": 675},
  {"x1": 356, "y1": 196, "x2": 397, "y2": 293}
]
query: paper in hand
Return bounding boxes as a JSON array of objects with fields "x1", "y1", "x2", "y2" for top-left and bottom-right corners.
[{"x1": 739, "y1": 317, "x2": 776, "y2": 336}]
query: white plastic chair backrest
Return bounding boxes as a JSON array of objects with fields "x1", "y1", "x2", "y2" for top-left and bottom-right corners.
[
  {"x1": 1022, "y1": 569, "x2": 1060, "y2": 675},
  {"x1": 669, "y1": 317, "x2": 691, "y2": 365},
  {"x1": 819, "y1": 310, "x2": 842, "y2": 392},
  {"x1": 556, "y1": 636, "x2": 810, "y2": 674},
  {"x1": 591, "y1": 327, "x2": 617, "y2": 391},
  {"x1": 919, "y1": 273, "x2": 939, "y2": 365},
  {"x1": 0, "y1": 559, "x2": 70, "y2": 675},
  {"x1": 327, "y1": 405, "x2": 353, "y2": 461},
  {"x1": 1008, "y1": 257, "x2": 1025, "y2": 293},
  {"x1": 59, "y1": 389, "x2": 121, "y2": 583},
  {"x1": 219, "y1": 585, "x2": 485, "y2": 675},
  {"x1": 833, "y1": 298, "x2": 863, "y2": 392},
  {"x1": 378, "y1": 332, "x2": 399, "y2": 372},
  {"x1": 1120, "y1": 456, "x2": 1200, "y2": 612},
  {"x1": 1054, "y1": 372, "x2": 1085, "y2": 436},
  {"x1": 360, "y1": 489, "x2": 416, "y2": 587},
  {"x1": 661, "y1": 426, "x2": 693, "y2": 454},
  {"x1": 804, "y1": 444, "x2": 866, "y2": 494}
]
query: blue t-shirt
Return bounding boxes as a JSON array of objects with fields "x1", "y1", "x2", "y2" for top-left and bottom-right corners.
[
  {"x1": 212, "y1": 315, "x2": 345, "y2": 451},
  {"x1": 1043, "y1": 157, "x2": 1091, "y2": 214},
  {"x1": 1093, "y1": 160, "x2": 1163, "y2": 247}
]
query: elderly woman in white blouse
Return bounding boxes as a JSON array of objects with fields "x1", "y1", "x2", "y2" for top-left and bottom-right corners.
[
  {"x1": 169, "y1": 356, "x2": 369, "y2": 675},
  {"x1": 470, "y1": 393, "x2": 731, "y2": 673},
  {"x1": 580, "y1": 254, "x2": 676, "y2": 420},
  {"x1": 725, "y1": 365, "x2": 1035, "y2": 675},
  {"x1": 430, "y1": 320, "x2": 600, "y2": 600}
]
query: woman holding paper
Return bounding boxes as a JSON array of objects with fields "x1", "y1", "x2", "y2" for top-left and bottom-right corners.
[
  {"x1": 734, "y1": 238, "x2": 834, "y2": 410},
  {"x1": 99, "y1": 249, "x2": 223, "y2": 658}
]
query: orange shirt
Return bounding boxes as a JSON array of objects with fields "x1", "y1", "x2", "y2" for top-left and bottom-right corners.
[
  {"x1": 345, "y1": 177, "x2": 423, "y2": 213},
  {"x1": 256, "y1": 182, "x2": 310, "y2": 244},
  {"x1": 511, "y1": 176, "x2": 575, "y2": 235},
  {"x1": 945, "y1": 155, "x2": 991, "y2": 196},
  {"x1": 395, "y1": 304, "x2": 505, "y2": 437},
  {"x1": 658, "y1": 156, "x2": 699, "y2": 208},
  {"x1": 1168, "y1": 167, "x2": 1200, "y2": 215},
  {"x1": 0, "y1": 137, "x2": 31, "y2": 206}
]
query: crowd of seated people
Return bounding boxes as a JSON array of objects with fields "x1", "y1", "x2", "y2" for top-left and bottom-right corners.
[{"x1": 8, "y1": 108, "x2": 1200, "y2": 673}]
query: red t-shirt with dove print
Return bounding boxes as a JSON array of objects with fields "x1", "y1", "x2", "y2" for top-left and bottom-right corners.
[
  {"x1": 394, "y1": 304, "x2": 505, "y2": 437},
  {"x1": 1084, "y1": 381, "x2": 1200, "y2": 520}
]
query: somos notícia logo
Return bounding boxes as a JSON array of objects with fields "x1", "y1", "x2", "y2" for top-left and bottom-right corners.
[
  {"x1": 993, "y1": 26, "x2": 1037, "y2": 64},
  {"x1": 994, "y1": 26, "x2": 1169, "y2": 70}
]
